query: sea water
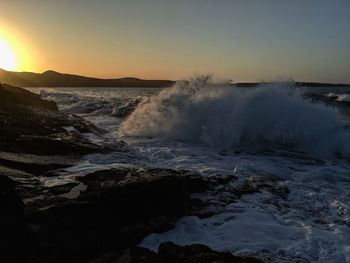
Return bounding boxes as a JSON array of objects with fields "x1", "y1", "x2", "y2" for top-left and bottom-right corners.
[{"x1": 28, "y1": 79, "x2": 350, "y2": 262}]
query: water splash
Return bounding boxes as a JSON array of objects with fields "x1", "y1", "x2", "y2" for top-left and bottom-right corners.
[{"x1": 121, "y1": 75, "x2": 350, "y2": 158}]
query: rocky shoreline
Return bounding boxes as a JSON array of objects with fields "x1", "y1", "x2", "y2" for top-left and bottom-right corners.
[{"x1": 0, "y1": 84, "x2": 270, "y2": 262}]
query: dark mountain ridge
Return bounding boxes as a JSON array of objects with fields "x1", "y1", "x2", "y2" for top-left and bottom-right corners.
[
  {"x1": 233, "y1": 81, "x2": 350, "y2": 88},
  {"x1": 1, "y1": 68, "x2": 349, "y2": 88},
  {"x1": 0, "y1": 69, "x2": 175, "y2": 87}
]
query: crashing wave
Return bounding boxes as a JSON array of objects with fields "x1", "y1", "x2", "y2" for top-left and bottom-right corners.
[
  {"x1": 336, "y1": 94, "x2": 350, "y2": 102},
  {"x1": 121, "y1": 75, "x2": 350, "y2": 158}
]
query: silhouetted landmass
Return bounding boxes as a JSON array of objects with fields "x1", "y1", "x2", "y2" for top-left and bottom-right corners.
[
  {"x1": 234, "y1": 81, "x2": 350, "y2": 87},
  {"x1": 1, "y1": 68, "x2": 349, "y2": 88},
  {"x1": 0, "y1": 68, "x2": 175, "y2": 87}
]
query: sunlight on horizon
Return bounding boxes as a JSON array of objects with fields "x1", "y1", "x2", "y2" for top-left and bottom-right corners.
[
  {"x1": 0, "y1": 26, "x2": 35, "y2": 72},
  {"x1": 0, "y1": 37, "x2": 17, "y2": 71}
]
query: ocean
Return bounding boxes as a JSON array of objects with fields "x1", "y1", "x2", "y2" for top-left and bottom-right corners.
[{"x1": 27, "y1": 79, "x2": 350, "y2": 262}]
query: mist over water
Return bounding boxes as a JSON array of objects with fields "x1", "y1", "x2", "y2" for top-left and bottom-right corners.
[{"x1": 121, "y1": 76, "x2": 350, "y2": 158}]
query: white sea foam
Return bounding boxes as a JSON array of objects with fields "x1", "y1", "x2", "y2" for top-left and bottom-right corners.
[
  {"x1": 121, "y1": 76, "x2": 350, "y2": 158},
  {"x1": 337, "y1": 94, "x2": 350, "y2": 102},
  {"x1": 140, "y1": 155, "x2": 350, "y2": 262},
  {"x1": 326, "y1": 93, "x2": 350, "y2": 102}
]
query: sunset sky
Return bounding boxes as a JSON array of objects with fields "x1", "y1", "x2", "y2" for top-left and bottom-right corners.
[{"x1": 1, "y1": 0, "x2": 350, "y2": 82}]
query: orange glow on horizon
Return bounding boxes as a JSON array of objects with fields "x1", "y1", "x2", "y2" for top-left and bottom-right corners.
[{"x1": 0, "y1": 24, "x2": 38, "y2": 72}]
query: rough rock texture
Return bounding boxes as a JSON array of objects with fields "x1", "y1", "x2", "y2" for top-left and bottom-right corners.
[
  {"x1": 130, "y1": 242, "x2": 263, "y2": 263},
  {"x1": 2, "y1": 167, "x2": 207, "y2": 262},
  {"x1": 0, "y1": 84, "x2": 105, "y2": 155},
  {"x1": 0, "y1": 83, "x2": 57, "y2": 111},
  {"x1": 189, "y1": 175, "x2": 289, "y2": 218},
  {"x1": 1, "y1": 161, "x2": 284, "y2": 262},
  {"x1": 0, "y1": 165, "x2": 279, "y2": 262},
  {"x1": 111, "y1": 97, "x2": 143, "y2": 117}
]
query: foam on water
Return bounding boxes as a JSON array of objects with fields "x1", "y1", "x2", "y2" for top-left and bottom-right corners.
[
  {"x1": 326, "y1": 93, "x2": 350, "y2": 103},
  {"x1": 139, "y1": 152, "x2": 350, "y2": 262},
  {"x1": 121, "y1": 76, "x2": 350, "y2": 158},
  {"x1": 337, "y1": 94, "x2": 350, "y2": 102}
]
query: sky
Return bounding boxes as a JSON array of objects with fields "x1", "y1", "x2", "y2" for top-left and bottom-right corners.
[{"x1": 1, "y1": 0, "x2": 350, "y2": 82}]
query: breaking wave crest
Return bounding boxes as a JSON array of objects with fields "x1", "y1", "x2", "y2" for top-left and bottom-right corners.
[{"x1": 121, "y1": 75, "x2": 350, "y2": 158}]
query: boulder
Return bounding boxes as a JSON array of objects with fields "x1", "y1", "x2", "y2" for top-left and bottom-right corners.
[
  {"x1": 0, "y1": 83, "x2": 57, "y2": 111},
  {"x1": 0, "y1": 84, "x2": 105, "y2": 155}
]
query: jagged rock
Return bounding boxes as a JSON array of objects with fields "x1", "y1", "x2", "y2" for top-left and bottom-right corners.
[
  {"x1": 0, "y1": 84, "x2": 105, "y2": 155},
  {"x1": 0, "y1": 83, "x2": 57, "y2": 111},
  {"x1": 1, "y1": 166, "x2": 276, "y2": 263},
  {"x1": 0, "y1": 151, "x2": 81, "y2": 175},
  {"x1": 111, "y1": 97, "x2": 142, "y2": 117},
  {"x1": 19, "y1": 167, "x2": 208, "y2": 262},
  {"x1": 190, "y1": 175, "x2": 289, "y2": 218}
]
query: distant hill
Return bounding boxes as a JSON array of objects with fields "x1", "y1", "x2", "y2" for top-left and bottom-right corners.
[
  {"x1": 233, "y1": 81, "x2": 350, "y2": 88},
  {"x1": 1, "y1": 68, "x2": 349, "y2": 88},
  {"x1": 0, "y1": 69, "x2": 175, "y2": 87}
]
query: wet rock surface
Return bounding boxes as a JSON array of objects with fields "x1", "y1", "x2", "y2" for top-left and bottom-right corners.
[
  {"x1": 190, "y1": 175, "x2": 289, "y2": 218},
  {"x1": 0, "y1": 161, "x2": 282, "y2": 262},
  {"x1": 111, "y1": 97, "x2": 143, "y2": 117},
  {"x1": 1, "y1": 167, "x2": 209, "y2": 262},
  {"x1": 0, "y1": 151, "x2": 81, "y2": 175}
]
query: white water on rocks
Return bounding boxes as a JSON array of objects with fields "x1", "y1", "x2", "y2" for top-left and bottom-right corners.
[{"x1": 28, "y1": 80, "x2": 350, "y2": 262}]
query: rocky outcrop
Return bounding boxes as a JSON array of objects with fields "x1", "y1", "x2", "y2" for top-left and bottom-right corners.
[
  {"x1": 130, "y1": 242, "x2": 263, "y2": 263},
  {"x1": 0, "y1": 164, "x2": 280, "y2": 262},
  {"x1": 189, "y1": 175, "x2": 289, "y2": 218},
  {"x1": 0, "y1": 83, "x2": 57, "y2": 111},
  {"x1": 0, "y1": 84, "x2": 105, "y2": 155},
  {"x1": 2, "y1": 167, "x2": 284, "y2": 262},
  {"x1": 0, "y1": 156, "x2": 286, "y2": 262},
  {"x1": 9, "y1": 167, "x2": 207, "y2": 262},
  {"x1": 111, "y1": 97, "x2": 143, "y2": 117}
]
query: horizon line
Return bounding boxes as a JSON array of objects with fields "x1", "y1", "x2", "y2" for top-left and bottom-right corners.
[{"x1": 1, "y1": 68, "x2": 350, "y2": 86}]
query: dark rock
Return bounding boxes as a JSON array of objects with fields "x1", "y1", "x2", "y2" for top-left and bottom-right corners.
[
  {"x1": 0, "y1": 84, "x2": 105, "y2": 155},
  {"x1": 130, "y1": 242, "x2": 263, "y2": 263},
  {"x1": 0, "y1": 175, "x2": 28, "y2": 263},
  {"x1": 232, "y1": 176, "x2": 289, "y2": 199},
  {"x1": 0, "y1": 83, "x2": 58, "y2": 111},
  {"x1": 21, "y1": 167, "x2": 208, "y2": 262},
  {"x1": 1, "y1": 166, "x2": 274, "y2": 263},
  {"x1": 190, "y1": 175, "x2": 289, "y2": 218},
  {"x1": 17, "y1": 132, "x2": 103, "y2": 155},
  {"x1": 0, "y1": 151, "x2": 80, "y2": 175},
  {"x1": 111, "y1": 97, "x2": 143, "y2": 117}
]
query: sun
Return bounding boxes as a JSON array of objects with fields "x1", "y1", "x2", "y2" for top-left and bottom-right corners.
[
  {"x1": 0, "y1": 37, "x2": 17, "y2": 71},
  {"x1": 0, "y1": 24, "x2": 38, "y2": 72}
]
